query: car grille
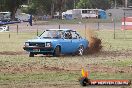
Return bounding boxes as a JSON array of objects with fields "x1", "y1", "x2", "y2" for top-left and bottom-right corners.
[{"x1": 29, "y1": 43, "x2": 45, "y2": 47}]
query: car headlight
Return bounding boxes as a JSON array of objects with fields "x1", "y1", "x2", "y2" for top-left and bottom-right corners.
[
  {"x1": 25, "y1": 42, "x2": 29, "y2": 46},
  {"x1": 45, "y1": 42, "x2": 51, "y2": 47}
]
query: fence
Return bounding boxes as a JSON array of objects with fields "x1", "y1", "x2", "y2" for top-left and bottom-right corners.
[{"x1": 0, "y1": 8, "x2": 132, "y2": 40}]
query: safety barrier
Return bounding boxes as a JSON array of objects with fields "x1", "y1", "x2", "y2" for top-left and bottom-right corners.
[{"x1": 121, "y1": 17, "x2": 132, "y2": 30}]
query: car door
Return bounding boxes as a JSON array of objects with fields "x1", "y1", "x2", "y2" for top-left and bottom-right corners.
[
  {"x1": 70, "y1": 31, "x2": 81, "y2": 52},
  {"x1": 60, "y1": 31, "x2": 74, "y2": 54}
]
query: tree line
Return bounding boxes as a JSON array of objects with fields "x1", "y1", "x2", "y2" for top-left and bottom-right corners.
[{"x1": 0, "y1": 0, "x2": 132, "y2": 20}]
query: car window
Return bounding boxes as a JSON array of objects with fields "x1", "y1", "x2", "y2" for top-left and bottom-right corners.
[
  {"x1": 64, "y1": 31, "x2": 72, "y2": 39},
  {"x1": 71, "y1": 31, "x2": 80, "y2": 39},
  {"x1": 40, "y1": 30, "x2": 63, "y2": 39}
]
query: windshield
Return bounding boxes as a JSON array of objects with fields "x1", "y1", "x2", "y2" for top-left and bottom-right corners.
[{"x1": 40, "y1": 30, "x2": 63, "y2": 39}]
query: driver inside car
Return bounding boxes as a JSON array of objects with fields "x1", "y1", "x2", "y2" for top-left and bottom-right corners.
[{"x1": 65, "y1": 32, "x2": 72, "y2": 39}]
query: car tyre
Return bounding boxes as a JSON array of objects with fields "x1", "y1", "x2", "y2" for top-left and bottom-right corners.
[
  {"x1": 54, "y1": 46, "x2": 61, "y2": 57},
  {"x1": 78, "y1": 45, "x2": 84, "y2": 56},
  {"x1": 29, "y1": 52, "x2": 34, "y2": 57}
]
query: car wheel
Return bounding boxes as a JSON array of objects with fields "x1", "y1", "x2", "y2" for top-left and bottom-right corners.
[
  {"x1": 78, "y1": 45, "x2": 84, "y2": 56},
  {"x1": 54, "y1": 46, "x2": 61, "y2": 57},
  {"x1": 29, "y1": 52, "x2": 34, "y2": 57}
]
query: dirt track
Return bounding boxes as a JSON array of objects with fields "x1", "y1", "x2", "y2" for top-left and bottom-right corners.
[
  {"x1": 0, "y1": 50, "x2": 132, "y2": 74},
  {"x1": 0, "y1": 51, "x2": 27, "y2": 55}
]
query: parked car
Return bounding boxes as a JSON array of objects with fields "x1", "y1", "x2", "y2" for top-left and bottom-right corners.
[{"x1": 23, "y1": 29, "x2": 89, "y2": 57}]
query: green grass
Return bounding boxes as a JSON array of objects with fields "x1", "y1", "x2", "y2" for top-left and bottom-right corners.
[
  {"x1": 0, "y1": 72, "x2": 79, "y2": 84},
  {"x1": 0, "y1": 32, "x2": 36, "y2": 51},
  {"x1": 0, "y1": 71, "x2": 131, "y2": 86},
  {"x1": 1, "y1": 30, "x2": 132, "y2": 51},
  {"x1": 97, "y1": 30, "x2": 132, "y2": 50},
  {"x1": 0, "y1": 30, "x2": 132, "y2": 87},
  {"x1": 103, "y1": 59, "x2": 132, "y2": 67}
]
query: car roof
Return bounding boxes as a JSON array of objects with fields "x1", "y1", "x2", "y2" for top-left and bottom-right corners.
[{"x1": 46, "y1": 29, "x2": 72, "y2": 31}]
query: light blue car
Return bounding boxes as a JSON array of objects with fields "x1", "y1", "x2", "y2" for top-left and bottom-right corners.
[{"x1": 23, "y1": 29, "x2": 89, "y2": 57}]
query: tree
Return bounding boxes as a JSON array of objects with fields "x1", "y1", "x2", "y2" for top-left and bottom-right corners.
[
  {"x1": 76, "y1": 0, "x2": 92, "y2": 9},
  {"x1": 128, "y1": 0, "x2": 132, "y2": 6},
  {"x1": 90, "y1": 0, "x2": 111, "y2": 10},
  {"x1": 27, "y1": 0, "x2": 52, "y2": 15},
  {"x1": 27, "y1": 0, "x2": 75, "y2": 16},
  {"x1": 2, "y1": 0, "x2": 27, "y2": 20},
  {"x1": 0, "y1": 0, "x2": 6, "y2": 11},
  {"x1": 76, "y1": 0, "x2": 111, "y2": 10}
]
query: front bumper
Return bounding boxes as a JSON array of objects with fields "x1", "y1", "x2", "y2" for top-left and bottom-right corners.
[{"x1": 23, "y1": 46, "x2": 54, "y2": 54}]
